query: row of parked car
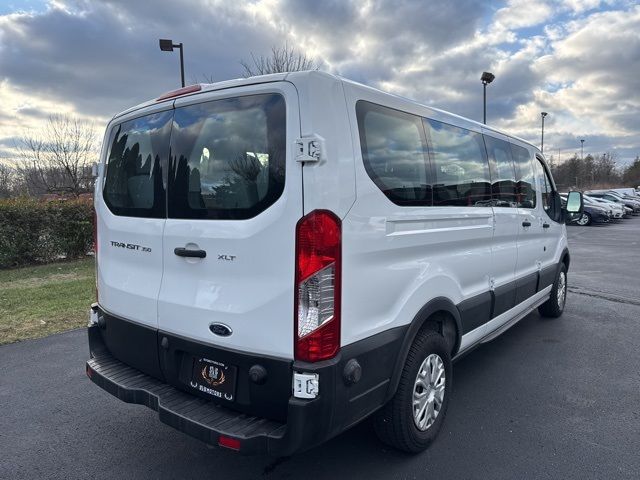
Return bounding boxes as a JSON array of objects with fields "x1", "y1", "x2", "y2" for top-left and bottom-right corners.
[{"x1": 561, "y1": 188, "x2": 640, "y2": 226}]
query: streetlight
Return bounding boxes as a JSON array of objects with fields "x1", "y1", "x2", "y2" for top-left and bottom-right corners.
[
  {"x1": 540, "y1": 112, "x2": 548, "y2": 153},
  {"x1": 481, "y1": 71, "x2": 495, "y2": 124},
  {"x1": 580, "y1": 139, "x2": 585, "y2": 160},
  {"x1": 159, "y1": 38, "x2": 185, "y2": 87}
]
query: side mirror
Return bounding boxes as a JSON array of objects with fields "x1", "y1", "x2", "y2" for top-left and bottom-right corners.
[{"x1": 564, "y1": 191, "x2": 583, "y2": 221}]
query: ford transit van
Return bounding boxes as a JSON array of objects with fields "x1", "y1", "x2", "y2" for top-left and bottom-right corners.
[{"x1": 86, "y1": 71, "x2": 583, "y2": 455}]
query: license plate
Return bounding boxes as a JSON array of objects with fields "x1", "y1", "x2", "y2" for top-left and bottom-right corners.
[{"x1": 190, "y1": 357, "x2": 237, "y2": 402}]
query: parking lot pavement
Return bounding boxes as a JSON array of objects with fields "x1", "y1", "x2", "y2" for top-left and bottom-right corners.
[{"x1": 2, "y1": 219, "x2": 640, "y2": 480}]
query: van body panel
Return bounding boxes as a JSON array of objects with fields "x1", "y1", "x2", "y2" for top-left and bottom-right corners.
[
  {"x1": 157, "y1": 82, "x2": 301, "y2": 358},
  {"x1": 288, "y1": 72, "x2": 357, "y2": 218},
  {"x1": 341, "y1": 81, "x2": 494, "y2": 346}
]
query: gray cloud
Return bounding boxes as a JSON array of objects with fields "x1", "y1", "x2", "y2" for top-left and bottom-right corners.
[{"x1": 0, "y1": 0, "x2": 639, "y2": 165}]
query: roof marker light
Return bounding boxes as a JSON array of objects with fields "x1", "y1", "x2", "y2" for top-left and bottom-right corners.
[{"x1": 156, "y1": 84, "x2": 201, "y2": 102}]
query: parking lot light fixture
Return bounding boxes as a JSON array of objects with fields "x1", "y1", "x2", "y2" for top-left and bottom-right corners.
[
  {"x1": 581, "y1": 139, "x2": 585, "y2": 160},
  {"x1": 481, "y1": 71, "x2": 495, "y2": 124},
  {"x1": 159, "y1": 38, "x2": 185, "y2": 87}
]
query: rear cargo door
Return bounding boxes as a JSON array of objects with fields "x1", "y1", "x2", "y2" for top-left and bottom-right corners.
[
  {"x1": 96, "y1": 104, "x2": 173, "y2": 328},
  {"x1": 158, "y1": 83, "x2": 301, "y2": 358}
]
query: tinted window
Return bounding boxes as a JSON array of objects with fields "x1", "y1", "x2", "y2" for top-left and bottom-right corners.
[
  {"x1": 426, "y1": 119, "x2": 491, "y2": 206},
  {"x1": 103, "y1": 111, "x2": 172, "y2": 218},
  {"x1": 512, "y1": 144, "x2": 536, "y2": 208},
  {"x1": 356, "y1": 101, "x2": 431, "y2": 205},
  {"x1": 484, "y1": 136, "x2": 516, "y2": 207},
  {"x1": 535, "y1": 158, "x2": 560, "y2": 221},
  {"x1": 168, "y1": 94, "x2": 286, "y2": 220}
]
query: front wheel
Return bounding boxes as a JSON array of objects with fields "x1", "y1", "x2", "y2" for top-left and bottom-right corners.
[
  {"x1": 576, "y1": 212, "x2": 592, "y2": 226},
  {"x1": 538, "y1": 264, "x2": 567, "y2": 318},
  {"x1": 373, "y1": 330, "x2": 452, "y2": 453}
]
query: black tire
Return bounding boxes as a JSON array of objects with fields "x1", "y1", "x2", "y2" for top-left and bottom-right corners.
[
  {"x1": 576, "y1": 212, "x2": 592, "y2": 226},
  {"x1": 373, "y1": 330, "x2": 452, "y2": 453},
  {"x1": 538, "y1": 264, "x2": 567, "y2": 318}
]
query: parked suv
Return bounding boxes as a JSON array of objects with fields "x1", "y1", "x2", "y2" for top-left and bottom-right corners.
[{"x1": 86, "y1": 71, "x2": 582, "y2": 455}]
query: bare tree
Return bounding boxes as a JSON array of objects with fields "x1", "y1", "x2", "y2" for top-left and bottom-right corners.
[
  {"x1": 0, "y1": 161, "x2": 14, "y2": 199},
  {"x1": 240, "y1": 44, "x2": 317, "y2": 77},
  {"x1": 16, "y1": 115, "x2": 98, "y2": 197}
]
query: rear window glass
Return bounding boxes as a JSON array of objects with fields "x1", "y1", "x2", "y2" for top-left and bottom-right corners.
[
  {"x1": 356, "y1": 101, "x2": 432, "y2": 206},
  {"x1": 103, "y1": 111, "x2": 172, "y2": 218},
  {"x1": 168, "y1": 94, "x2": 286, "y2": 220}
]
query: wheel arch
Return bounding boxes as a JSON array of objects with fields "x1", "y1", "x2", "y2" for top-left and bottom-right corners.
[
  {"x1": 384, "y1": 297, "x2": 462, "y2": 403},
  {"x1": 560, "y1": 248, "x2": 570, "y2": 272}
]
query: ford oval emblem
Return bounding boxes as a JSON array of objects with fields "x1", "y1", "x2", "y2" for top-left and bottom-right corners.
[{"x1": 209, "y1": 323, "x2": 232, "y2": 337}]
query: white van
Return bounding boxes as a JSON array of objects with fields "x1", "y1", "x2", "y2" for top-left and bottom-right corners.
[{"x1": 86, "y1": 71, "x2": 583, "y2": 455}]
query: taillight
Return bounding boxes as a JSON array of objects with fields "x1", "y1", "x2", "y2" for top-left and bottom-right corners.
[{"x1": 295, "y1": 210, "x2": 341, "y2": 362}]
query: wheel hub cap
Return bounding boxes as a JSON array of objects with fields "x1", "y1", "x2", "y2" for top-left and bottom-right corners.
[
  {"x1": 412, "y1": 353, "x2": 445, "y2": 431},
  {"x1": 557, "y1": 271, "x2": 566, "y2": 308}
]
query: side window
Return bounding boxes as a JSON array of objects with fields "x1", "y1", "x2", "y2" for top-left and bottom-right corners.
[
  {"x1": 425, "y1": 119, "x2": 491, "y2": 207},
  {"x1": 536, "y1": 157, "x2": 560, "y2": 221},
  {"x1": 356, "y1": 101, "x2": 432, "y2": 206},
  {"x1": 512, "y1": 144, "x2": 537, "y2": 209},
  {"x1": 103, "y1": 110, "x2": 172, "y2": 218},
  {"x1": 484, "y1": 135, "x2": 516, "y2": 207}
]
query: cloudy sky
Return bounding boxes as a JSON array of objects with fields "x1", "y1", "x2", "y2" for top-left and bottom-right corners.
[{"x1": 1, "y1": 0, "x2": 639, "y2": 165}]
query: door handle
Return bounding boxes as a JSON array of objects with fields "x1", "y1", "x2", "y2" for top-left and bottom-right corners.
[
  {"x1": 522, "y1": 221, "x2": 531, "y2": 227},
  {"x1": 174, "y1": 247, "x2": 206, "y2": 258},
  {"x1": 543, "y1": 223, "x2": 550, "y2": 229}
]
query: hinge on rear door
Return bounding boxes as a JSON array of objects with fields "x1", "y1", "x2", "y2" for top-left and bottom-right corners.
[{"x1": 295, "y1": 134, "x2": 324, "y2": 163}]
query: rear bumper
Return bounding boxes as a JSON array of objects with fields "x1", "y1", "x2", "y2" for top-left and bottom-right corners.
[{"x1": 86, "y1": 307, "x2": 405, "y2": 455}]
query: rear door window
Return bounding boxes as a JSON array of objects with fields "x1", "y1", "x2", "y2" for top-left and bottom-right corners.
[
  {"x1": 168, "y1": 94, "x2": 286, "y2": 220},
  {"x1": 103, "y1": 111, "x2": 172, "y2": 218}
]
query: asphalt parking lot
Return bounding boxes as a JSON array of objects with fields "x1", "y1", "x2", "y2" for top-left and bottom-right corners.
[{"x1": 1, "y1": 219, "x2": 639, "y2": 480}]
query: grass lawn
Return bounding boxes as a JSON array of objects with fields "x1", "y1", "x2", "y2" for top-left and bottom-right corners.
[{"x1": 0, "y1": 258, "x2": 95, "y2": 345}]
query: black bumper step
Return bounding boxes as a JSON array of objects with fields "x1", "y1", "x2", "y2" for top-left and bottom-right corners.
[{"x1": 86, "y1": 352, "x2": 286, "y2": 455}]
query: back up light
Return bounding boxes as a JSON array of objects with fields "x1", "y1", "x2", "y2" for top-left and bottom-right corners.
[{"x1": 295, "y1": 210, "x2": 341, "y2": 362}]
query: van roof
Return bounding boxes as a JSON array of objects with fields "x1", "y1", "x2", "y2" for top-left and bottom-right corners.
[{"x1": 113, "y1": 70, "x2": 539, "y2": 153}]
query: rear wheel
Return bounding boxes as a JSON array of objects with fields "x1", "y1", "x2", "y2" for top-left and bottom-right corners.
[
  {"x1": 576, "y1": 212, "x2": 591, "y2": 226},
  {"x1": 373, "y1": 330, "x2": 451, "y2": 453},
  {"x1": 538, "y1": 264, "x2": 567, "y2": 318}
]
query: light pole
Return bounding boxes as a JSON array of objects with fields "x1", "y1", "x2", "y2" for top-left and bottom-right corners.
[
  {"x1": 580, "y1": 139, "x2": 585, "y2": 160},
  {"x1": 481, "y1": 71, "x2": 495, "y2": 124},
  {"x1": 159, "y1": 38, "x2": 185, "y2": 87},
  {"x1": 540, "y1": 112, "x2": 548, "y2": 153}
]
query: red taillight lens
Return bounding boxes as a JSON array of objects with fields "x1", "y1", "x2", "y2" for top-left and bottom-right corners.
[
  {"x1": 218, "y1": 435, "x2": 241, "y2": 451},
  {"x1": 295, "y1": 210, "x2": 341, "y2": 362},
  {"x1": 156, "y1": 84, "x2": 201, "y2": 101}
]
